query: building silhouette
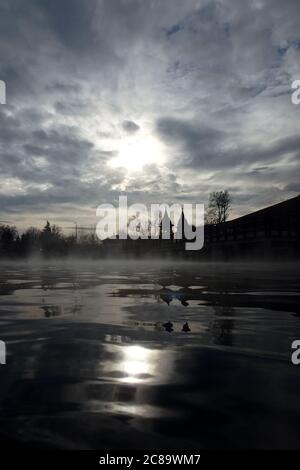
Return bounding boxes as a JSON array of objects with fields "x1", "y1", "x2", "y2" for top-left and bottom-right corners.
[
  {"x1": 102, "y1": 195, "x2": 300, "y2": 260},
  {"x1": 203, "y1": 195, "x2": 300, "y2": 260}
]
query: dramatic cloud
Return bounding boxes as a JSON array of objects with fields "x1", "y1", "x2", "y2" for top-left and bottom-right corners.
[
  {"x1": 122, "y1": 120, "x2": 140, "y2": 133},
  {"x1": 0, "y1": 0, "x2": 299, "y2": 229}
]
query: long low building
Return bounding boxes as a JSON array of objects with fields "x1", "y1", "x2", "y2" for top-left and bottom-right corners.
[{"x1": 202, "y1": 195, "x2": 300, "y2": 260}]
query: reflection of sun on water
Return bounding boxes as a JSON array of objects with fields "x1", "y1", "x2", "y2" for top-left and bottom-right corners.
[
  {"x1": 108, "y1": 136, "x2": 163, "y2": 172},
  {"x1": 102, "y1": 339, "x2": 174, "y2": 386},
  {"x1": 121, "y1": 345, "x2": 155, "y2": 384}
]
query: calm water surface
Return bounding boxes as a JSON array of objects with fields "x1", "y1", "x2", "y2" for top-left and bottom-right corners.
[{"x1": 0, "y1": 261, "x2": 299, "y2": 449}]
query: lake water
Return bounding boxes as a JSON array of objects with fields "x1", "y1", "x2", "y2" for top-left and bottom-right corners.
[{"x1": 0, "y1": 260, "x2": 299, "y2": 449}]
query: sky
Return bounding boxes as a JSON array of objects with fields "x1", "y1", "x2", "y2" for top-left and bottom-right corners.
[{"x1": 0, "y1": 0, "x2": 299, "y2": 230}]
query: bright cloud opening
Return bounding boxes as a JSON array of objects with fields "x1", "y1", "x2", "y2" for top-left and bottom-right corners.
[{"x1": 108, "y1": 136, "x2": 164, "y2": 172}]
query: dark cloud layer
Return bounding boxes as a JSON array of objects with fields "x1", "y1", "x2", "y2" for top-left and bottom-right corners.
[{"x1": 0, "y1": 0, "x2": 299, "y2": 227}]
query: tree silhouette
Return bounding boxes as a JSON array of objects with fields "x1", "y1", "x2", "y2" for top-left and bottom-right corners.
[{"x1": 206, "y1": 190, "x2": 231, "y2": 224}]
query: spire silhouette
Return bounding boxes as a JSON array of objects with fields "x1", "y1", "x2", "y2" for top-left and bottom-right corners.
[
  {"x1": 159, "y1": 209, "x2": 174, "y2": 240},
  {"x1": 175, "y1": 207, "x2": 189, "y2": 241}
]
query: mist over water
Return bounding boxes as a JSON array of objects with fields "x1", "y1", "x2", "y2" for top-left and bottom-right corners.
[{"x1": 0, "y1": 260, "x2": 300, "y2": 449}]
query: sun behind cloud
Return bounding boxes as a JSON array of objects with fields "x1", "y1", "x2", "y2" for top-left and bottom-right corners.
[{"x1": 108, "y1": 135, "x2": 164, "y2": 172}]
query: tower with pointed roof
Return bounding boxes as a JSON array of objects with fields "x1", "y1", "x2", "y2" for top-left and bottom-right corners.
[
  {"x1": 159, "y1": 209, "x2": 174, "y2": 240},
  {"x1": 175, "y1": 208, "x2": 189, "y2": 241}
]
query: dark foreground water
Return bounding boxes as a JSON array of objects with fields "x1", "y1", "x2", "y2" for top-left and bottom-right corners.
[{"x1": 0, "y1": 260, "x2": 299, "y2": 449}]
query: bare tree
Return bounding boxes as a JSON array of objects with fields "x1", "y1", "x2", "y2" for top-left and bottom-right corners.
[{"x1": 206, "y1": 190, "x2": 231, "y2": 224}]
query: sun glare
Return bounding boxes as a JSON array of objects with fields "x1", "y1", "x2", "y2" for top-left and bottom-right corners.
[{"x1": 108, "y1": 136, "x2": 163, "y2": 171}]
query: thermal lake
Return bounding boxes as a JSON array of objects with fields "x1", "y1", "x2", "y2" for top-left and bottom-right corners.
[{"x1": 0, "y1": 261, "x2": 299, "y2": 449}]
